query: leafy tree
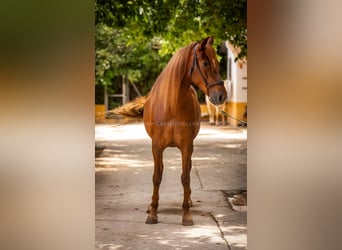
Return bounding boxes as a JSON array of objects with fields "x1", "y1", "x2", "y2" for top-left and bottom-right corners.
[
  {"x1": 201, "y1": 0, "x2": 247, "y2": 59},
  {"x1": 95, "y1": 0, "x2": 246, "y2": 57},
  {"x1": 95, "y1": 0, "x2": 246, "y2": 106},
  {"x1": 95, "y1": 25, "x2": 167, "y2": 108}
]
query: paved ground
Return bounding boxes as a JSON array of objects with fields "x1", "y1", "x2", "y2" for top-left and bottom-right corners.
[{"x1": 95, "y1": 121, "x2": 247, "y2": 250}]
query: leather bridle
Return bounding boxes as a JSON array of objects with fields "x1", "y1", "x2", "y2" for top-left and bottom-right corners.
[{"x1": 189, "y1": 44, "x2": 224, "y2": 91}]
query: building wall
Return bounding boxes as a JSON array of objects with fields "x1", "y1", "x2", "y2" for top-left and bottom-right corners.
[{"x1": 226, "y1": 42, "x2": 247, "y2": 126}]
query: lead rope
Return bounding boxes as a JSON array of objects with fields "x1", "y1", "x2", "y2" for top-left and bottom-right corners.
[{"x1": 219, "y1": 109, "x2": 247, "y2": 125}]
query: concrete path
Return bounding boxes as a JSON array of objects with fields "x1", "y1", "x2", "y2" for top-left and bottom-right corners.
[{"x1": 95, "y1": 122, "x2": 247, "y2": 250}]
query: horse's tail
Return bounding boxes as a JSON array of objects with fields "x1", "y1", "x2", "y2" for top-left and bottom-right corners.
[{"x1": 109, "y1": 96, "x2": 147, "y2": 118}]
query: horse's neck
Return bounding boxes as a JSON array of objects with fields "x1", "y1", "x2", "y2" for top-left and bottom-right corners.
[
  {"x1": 172, "y1": 82, "x2": 198, "y2": 113},
  {"x1": 174, "y1": 78, "x2": 194, "y2": 102}
]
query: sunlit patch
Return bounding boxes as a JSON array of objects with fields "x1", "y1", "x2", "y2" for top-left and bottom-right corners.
[
  {"x1": 95, "y1": 123, "x2": 247, "y2": 142},
  {"x1": 134, "y1": 170, "x2": 142, "y2": 175},
  {"x1": 174, "y1": 225, "x2": 223, "y2": 243},
  {"x1": 192, "y1": 156, "x2": 214, "y2": 160},
  {"x1": 96, "y1": 243, "x2": 124, "y2": 249},
  {"x1": 221, "y1": 225, "x2": 247, "y2": 248},
  {"x1": 223, "y1": 144, "x2": 242, "y2": 148},
  {"x1": 136, "y1": 234, "x2": 148, "y2": 238},
  {"x1": 197, "y1": 127, "x2": 247, "y2": 140},
  {"x1": 95, "y1": 124, "x2": 149, "y2": 141},
  {"x1": 95, "y1": 167, "x2": 119, "y2": 172},
  {"x1": 214, "y1": 214, "x2": 225, "y2": 218},
  {"x1": 96, "y1": 156, "x2": 152, "y2": 169}
]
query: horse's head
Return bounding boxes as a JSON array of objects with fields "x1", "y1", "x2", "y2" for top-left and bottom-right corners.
[{"x1": 189, "y1": 36, "x2": 227, "y2": 105}]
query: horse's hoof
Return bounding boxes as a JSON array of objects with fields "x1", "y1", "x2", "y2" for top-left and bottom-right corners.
[
  {"x1": 145, "y1": 214, "x2": 158, "y2": 224},
  {"x1": 182, "y1": 215, "x2": 194, "y2": 226}
]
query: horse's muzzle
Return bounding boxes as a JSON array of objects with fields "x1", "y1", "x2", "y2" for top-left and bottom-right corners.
[{"x1": 209, "y1": 88, "x2": 227, "y2": 105}]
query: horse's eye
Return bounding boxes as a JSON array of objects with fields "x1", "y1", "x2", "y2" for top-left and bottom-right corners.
[{"x1": 203, "y1": 61, "x2": 209, "y2": 67}]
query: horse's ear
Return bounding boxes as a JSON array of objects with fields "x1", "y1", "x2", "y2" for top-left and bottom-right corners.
[
  {"x1": 200, "y1": 36, "x2": 214, "y2": 50},
  {"x1": 207, "y1": 36, "x2": 214, "y2": 46}
]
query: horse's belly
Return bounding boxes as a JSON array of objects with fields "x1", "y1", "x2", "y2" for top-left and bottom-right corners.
[
  {"x1": 173, "y1": 109, "x2": 201, "y2": 142},
  {"x1": 173, "y1": 122, "x2": 200, "y2": 141},
  {"x1": 143, "y1": 95, "x2": 201, "y2": 146}
]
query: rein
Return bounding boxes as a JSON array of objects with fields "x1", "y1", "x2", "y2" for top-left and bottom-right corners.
[{"x1": 189, "y1": 44, "x2": 224, "y2": 91}]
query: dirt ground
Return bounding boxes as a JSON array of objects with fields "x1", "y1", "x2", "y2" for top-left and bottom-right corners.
[{"x1": 95, "y1": 121, "x2": 247, "y2": 250}]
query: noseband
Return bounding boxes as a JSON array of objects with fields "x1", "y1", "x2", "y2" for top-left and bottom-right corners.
[{"x1": 189, "y1": 44, "x2": 224, "y2": 90}]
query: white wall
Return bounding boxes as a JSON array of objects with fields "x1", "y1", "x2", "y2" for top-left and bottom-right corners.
[
  {"x1": 235, "y1": 63, "x2": 247, "y2": 102},
  {"x1": 226, "y1": 42, "x2": 247, "y2": 103}
]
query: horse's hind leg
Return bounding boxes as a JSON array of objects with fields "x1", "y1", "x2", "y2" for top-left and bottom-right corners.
[
  {"x1": 207, "y1": 96, "x2": 215, "y2": 125},
  {"x1": 222, "y1": 103, "x2": 227, "y2": 125},
  {"x1": 146, "y1": 142, "x2": 164, "y2": 224},
  {"x1": 181, "y1": 144, "x2": 194, "y2": 226}
]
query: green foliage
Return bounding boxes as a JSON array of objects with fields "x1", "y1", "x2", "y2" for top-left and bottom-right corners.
[
  {"x1": 201, "y1": 0, "x2": 247, "y2": 59},
  {"x1": 95, "y1": 0, "x2": 246, "y2": 104},
  {"x1": 95, "y1": 24, "x2": 165, "y2": 94},
  {"x1": 95, "y1": 0, "x2": 179, "y2": 36}
]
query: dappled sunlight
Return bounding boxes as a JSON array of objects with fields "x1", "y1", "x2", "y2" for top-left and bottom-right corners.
[
  {"x1": 95, "y1": 167, "x2": 119, "y2": 172},
  {"x1": 128, "y1": 223, "x2": 226, "y2": 248},
  {"x1": 222, "y1": 143, "x2": 243, "y2": 148},
  {"x1": 95, "y1": 123, "x2": 149, "y2": 142},
  {"x1": 222, "y1": 224, "x2": 247, "y2": 249},
  {"x1": 223, "y1": 224, "x2": 246, "y2": 232},
  {"x1": 214, "y1": 214, "x2": 226, "y2": 218},
  {"x1": 96, "y1": 243, "x2": 127, "y2": 250},
  {"x1": 192, "y1": 156, "x2": 218, "y2": 161},
  {"x1": 95, "y1": 122, "x2": 247, "y2": 249},
  {"x1": 169, "y1": 166, "x2": 180, "y2": 170},
  {"x1": 198, "y1": 126, "x2": 247, "y2": 140},
  {"x1": 156, "y1": 239, "x2": 177, "y2": 246},
  {"x1": 177, "y1": 225, "x2": 219, "y2": 238},
  {"x1": 173, "y1": 225, "x2": 224, "y2": 245},
  {"x1": 96, "y1": 156, "x2": 152, "y2": 169},
  {"x1": 96, "y1": 146, "x2": 153, "y2": 171},
  {"x1": 95, "y1": 123, "x2": 247, "y2": 142},
  {"x1": 133, "y1": 234, "x2": 191, "y2": 249}
]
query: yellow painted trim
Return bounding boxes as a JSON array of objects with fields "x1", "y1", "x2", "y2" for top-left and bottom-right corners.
[
  {"x1": 200, "y1": 104, "x2": 209, "y2": 114},
  {"x1": 95, "y1": 104, "x2": 106, "y2": 121},
  {"x1": 227, "y1": 102, "x2": 247, "y2": 126}
]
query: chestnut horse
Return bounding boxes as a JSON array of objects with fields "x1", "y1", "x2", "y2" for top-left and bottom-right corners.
[{"x1": 143, "y1": 37, "x2": 227, "y2": 225}]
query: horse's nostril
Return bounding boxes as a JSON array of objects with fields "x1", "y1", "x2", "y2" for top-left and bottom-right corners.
[{"x1": 218, "y1": 93, "x2": 223, "y2": 103}]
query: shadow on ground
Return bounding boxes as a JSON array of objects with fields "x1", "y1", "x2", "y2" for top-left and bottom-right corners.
[{"x1": 95, "y1": 122, "x2": 247, "y2": 250}]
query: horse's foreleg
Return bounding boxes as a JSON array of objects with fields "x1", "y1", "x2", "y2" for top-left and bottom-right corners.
[
  {"x1": 215, "y1": 106, "x2": 219, "y2": 126},
  {"x1": 188, "y1": 160, "x2": 193, "y2": 207},
  {"x1": 181, "y1": 145, "x2": 194, "y2": 226},
  {"x1": 146, "y1": 143, "x2": 164, "y2": 224}
]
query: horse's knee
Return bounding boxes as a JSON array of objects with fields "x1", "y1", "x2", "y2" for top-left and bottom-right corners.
[
  {"x1": 181, "y1": 173, "x2": 190, "y2": 186},
  {"x1": 153, "y1": 174, "x2": 162, "y2": 186}
]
